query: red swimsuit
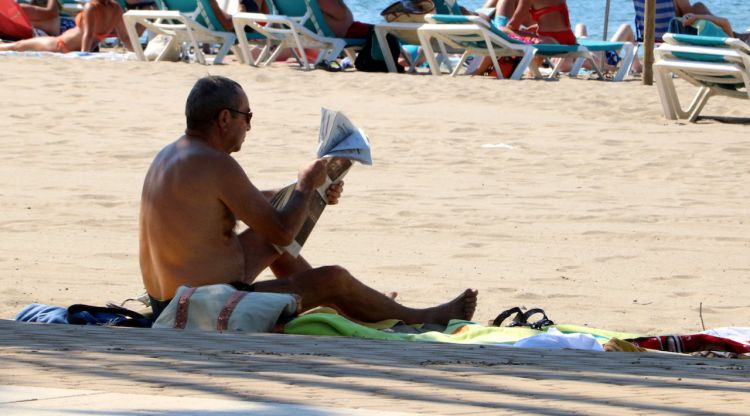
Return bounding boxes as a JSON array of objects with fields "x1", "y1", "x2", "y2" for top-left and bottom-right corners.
[{"x1": 530, "y1": 3, "x2": 577, "y2": 45}]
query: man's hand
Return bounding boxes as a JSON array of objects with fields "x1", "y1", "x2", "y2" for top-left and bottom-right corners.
[
  {"x1": 297, "y1": 158, "x2": 328, "y2": 193},
  {"x1": 682, "y1": 13, "x2": 698, "y2": 26},
  {"x1": 325, "y1": 181, "x2": 344, "y2": 205}
]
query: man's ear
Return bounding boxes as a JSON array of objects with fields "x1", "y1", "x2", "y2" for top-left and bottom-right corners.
[{"x1": 217, "y1": 108, "x2": 230, "y2": 130}]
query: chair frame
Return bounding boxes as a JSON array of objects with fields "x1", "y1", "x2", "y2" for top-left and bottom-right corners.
[
  {"x1": 232, "y1": 10, "x2": 347, "y2": 69},
  {"x1": 654, "y1": 34, "x2": 750, "y2": 121},
  {"x1": 123, "y1": 2, "x2": 237, "y2": 65},
  {"x1": 232, "y1": 0, "x2": 361, "y2": 70},
  {"x1": 416, "y1": 17, "x2": 538, "y2": 80},
  {"x1": 416, "y1": 14, "x2": 635, "y2": 81}
]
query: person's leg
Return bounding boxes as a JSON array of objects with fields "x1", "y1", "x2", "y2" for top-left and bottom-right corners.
[
  {"x1": 237, "y1": 228, "x2": 312, "y2": 282},
  {"x1": 252, "y1": 264, "x2": 478, "y2": 325},
  {"x1": 611, "y1": 24, "x2": 641, "y2": 72},
  {"x1": 344, "y1": 21, "x2": 372, "y2": 39},
  {"x1": 238, "y1": 229, "x2": 399, "y2": 300},
  {"x1": 0, "y1": 36, "x2": 59, "y2": 52},
  {"x1": 555, "y1": 23, "x2": 588, "y2": 72},
  {"x1": 575, "y1": 23, "x2": 587, "y2": 37}
]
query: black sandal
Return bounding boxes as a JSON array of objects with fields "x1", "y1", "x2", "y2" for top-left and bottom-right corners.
[
  {"x1": 521, "y1": 308, "x2": 555, "y2": 330},
  {"x1": 491, "y1": 306, "x2": 526, "y2": 327},
  {"x1": 491, "y1": 307, "x2": 555, "y2": 329},
  {"x1": 315, "y1": 60, "x2": 343, "y2": 72}
]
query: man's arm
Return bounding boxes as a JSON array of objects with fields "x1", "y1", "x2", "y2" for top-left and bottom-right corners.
[
  {"x1": 262, "y1": 181, "x2": 343, "y2": 204},
  {"x1": 673, "y1": 0, "x2": 692, "y2": 17},
  {"x1": 19, "y1": 0, "x2": 58, "y2": 20},
  {"x1": 217, "y1": 157, "x2": 328, "y2": 246},
  {"x1": 507, "y1": 0, "x2": 532, "y2": 31},
  {"x1": 682, "y1": 13, "x2": 734, "y2": 37},
  {"x1": 205, "y1": 0, "x2": 234, "y2": 31},
  {"x1": 261, "y1": 189, "x2": 281, "y2": 200},
  {"x1": 317, "y1": 0, "x2": 349, "y2": 20}
]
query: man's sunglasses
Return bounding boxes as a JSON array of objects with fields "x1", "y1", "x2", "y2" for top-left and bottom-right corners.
[{"x1": 226, "y1": 108, "x2": 253, "y2": 124}]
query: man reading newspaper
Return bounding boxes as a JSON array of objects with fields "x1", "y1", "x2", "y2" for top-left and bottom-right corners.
[
  {"x1": 139, "y1": 75, "x2": 478, "y2": 324},
  {"x1": 268, "y1": 105, "x2": 373, "y2": 257}
]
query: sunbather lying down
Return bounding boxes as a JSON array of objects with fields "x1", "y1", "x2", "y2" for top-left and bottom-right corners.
[
  {"x1": 140, "y1": 75, "x2": 479, "y2": 325},
  {"x1": 0, "y1": 0, "x2": 132, "y2": 53}
]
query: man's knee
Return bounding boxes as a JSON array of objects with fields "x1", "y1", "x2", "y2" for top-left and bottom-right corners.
[
  {"x1": 316, "y1": 265, "x2": 351, "y2": 280},
  {"x1": 314, "y1": 265, "x2": 355, "y2": 292}
]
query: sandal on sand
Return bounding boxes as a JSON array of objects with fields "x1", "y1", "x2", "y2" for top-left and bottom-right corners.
[
  {"x1": 315, "y1": 60, "x2": 343, "y2": 72},
  {"x1": 491, "y1": 306, "x2": 526, "y2": 327},
  {"x1": 521, "y1": 308, "x2": 555, "y2": 330},
  {"x1": 491, "y1": 307, "x2": 555, "y2": 329}
]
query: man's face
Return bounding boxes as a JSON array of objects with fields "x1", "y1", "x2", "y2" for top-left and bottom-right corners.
[{"x1": 227, "y1": 90, "x2": 252, "y2": 153}]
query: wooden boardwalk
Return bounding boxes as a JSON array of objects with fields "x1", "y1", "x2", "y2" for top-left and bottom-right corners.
[{"x1": 1, "y1": 320, "x2": 749, "y2": 415}]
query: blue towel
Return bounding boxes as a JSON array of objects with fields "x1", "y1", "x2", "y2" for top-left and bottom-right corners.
[{"x1": 15, "y1": 303, "x2": 68, "y2": 324}]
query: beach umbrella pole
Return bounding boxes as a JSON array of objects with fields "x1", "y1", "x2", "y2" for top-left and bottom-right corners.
[
  {"x1": 643, "y1": 0, "x2": 656, "y2": 85},
  {"x1": 602, "y1": 0, "x2": 611, "y2": 40}
]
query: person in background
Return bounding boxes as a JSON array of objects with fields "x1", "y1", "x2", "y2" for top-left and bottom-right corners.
[
  {"x1": 675, "y1": 1, "x2": 747, "y2": 40},
  {"x1": 317, "y1": 0, "x2": 371, "y2": 39},
  {"x1": 503, "y1": 0, "x2": 576, "y2": 45},
  {"x1": 0, "y1": 0, "x2": 132, "y2": 52},
  {"x1": 19, "y1": 0, "x2": 74, "y2": 37}
]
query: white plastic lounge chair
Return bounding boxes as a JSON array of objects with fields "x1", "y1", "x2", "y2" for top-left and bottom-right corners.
[
  {"x1": 654, "y1": 33, "x2": 750, "y2": 121},
  {"x1": 416, "y1": 14, "x2": 537, "y2": 80},
  {"x1": 373, "y1": 0, "x2": 464, "y2": 74},
  {"x1": 231, "y1": 0, "x2": 363, "y2": 70},
  {"x1": 417, "y1": 14, "x2": 636, "y2": 81},
  {"x1": 123, "y1": 0, "x2": 238, "y2": 64}
]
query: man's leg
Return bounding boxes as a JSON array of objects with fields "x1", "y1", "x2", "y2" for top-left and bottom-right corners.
[
  {"x1": 237, "y1": 229, "x2": 312, "y2": 282},
  {"x1": 252, "y1": 265, "x2": 478, "y2": 325}
]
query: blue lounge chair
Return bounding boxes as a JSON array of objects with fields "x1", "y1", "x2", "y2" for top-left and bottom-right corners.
[{"x1": 373, "y1": 0, "x2": 465, "y2": 74}]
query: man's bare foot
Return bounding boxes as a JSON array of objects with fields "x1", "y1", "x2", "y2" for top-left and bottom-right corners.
[{"x1": 422, "y1": 289, "x2": 478, "y2": 325}]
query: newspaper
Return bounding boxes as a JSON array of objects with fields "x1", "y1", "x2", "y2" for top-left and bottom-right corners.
[{"x1": 269, "y1": 108, "x2": 372, "y2": 257}]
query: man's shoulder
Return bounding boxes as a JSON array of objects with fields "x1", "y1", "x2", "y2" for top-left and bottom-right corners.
[{"x1": 154, "y1": 138, "x2": 237, "y2": 175}]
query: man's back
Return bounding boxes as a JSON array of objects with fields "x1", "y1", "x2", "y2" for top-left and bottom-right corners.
[{"x1": 139, "y1": 136, "x2": 245, "y2": 301}]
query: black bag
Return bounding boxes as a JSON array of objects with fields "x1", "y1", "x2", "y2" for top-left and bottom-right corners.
[
  {"x1": 66, "y1": 304, "x2": 153, "y2": 327},
  {"x1": 381, "y1": 0, "x2": 435, "y2": 23},
  {"x1": 354, "y1": 26, "x2": 404, "y2": 73}
]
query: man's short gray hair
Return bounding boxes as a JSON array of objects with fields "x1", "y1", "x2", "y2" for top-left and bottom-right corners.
[{"x1": 185, "y1": 75, "x2": 244, "y2": 130}]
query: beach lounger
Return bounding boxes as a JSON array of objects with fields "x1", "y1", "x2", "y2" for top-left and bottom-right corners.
[
  {"x1": 654, "y1": 33, "x2": 750, "y2": 121},
  {"x1": 374, "y1": 0, "x2": 464, "y2": 74},
  {"x1": 416, "y1": 14, "x2": 537, "y2": 80},
  {"x1": 122, "y1": 0, "x2": 238, "y2": 64},
  {"x1": 417, "y1": 14, "x2": 635, "y2": 81},
  {"x1": 231, "y1": 0, "x2": 363, "y2": 70}
]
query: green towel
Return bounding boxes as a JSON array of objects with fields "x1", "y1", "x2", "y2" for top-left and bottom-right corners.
[{"x1": 284, "y1": 313, "x2": 641, "y2": 345}]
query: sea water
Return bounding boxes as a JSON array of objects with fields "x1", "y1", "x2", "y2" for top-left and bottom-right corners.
[{"x1": 346, "y1": 0, "x2": 750, "y2": 40}]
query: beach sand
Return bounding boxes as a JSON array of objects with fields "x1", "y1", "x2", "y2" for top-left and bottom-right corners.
[{"x1": 1, "y1": 56, "x2": 749, "y2": 336}]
